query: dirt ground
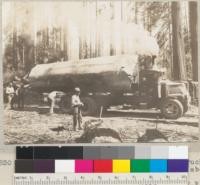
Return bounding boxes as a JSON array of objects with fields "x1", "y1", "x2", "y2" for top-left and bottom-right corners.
[{"x1": 4, "y1": 105, "x2": 199, "y2": 144}]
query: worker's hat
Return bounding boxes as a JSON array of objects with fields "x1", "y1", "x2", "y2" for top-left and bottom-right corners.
[{"x1": 74, "y1": 87, "x2": 80, "y2": 92}]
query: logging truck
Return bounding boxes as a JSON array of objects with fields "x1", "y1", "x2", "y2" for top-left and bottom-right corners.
[{"x1": 27, "y1": 55, "x2": 190, "y2": 119}]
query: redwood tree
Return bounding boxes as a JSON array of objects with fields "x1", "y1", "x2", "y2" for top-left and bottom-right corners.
[
  {"x1": 189, "y1": 1, "x2": 198, "y2": 81},
  {"x1": 171, "y1": 2, "x2": 186, "y2": 80}
]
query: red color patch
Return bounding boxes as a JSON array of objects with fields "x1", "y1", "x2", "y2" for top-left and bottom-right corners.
[{"x1": 94, "y1": 160, "x2": 112, "y2": 173}]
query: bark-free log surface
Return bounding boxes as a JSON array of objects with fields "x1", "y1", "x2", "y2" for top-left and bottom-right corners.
[{"x1": 28, "y1": 55, "x2": 138, "y2": 93}]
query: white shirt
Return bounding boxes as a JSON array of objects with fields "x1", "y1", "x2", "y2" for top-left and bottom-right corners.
[
  {"x1": 48, "y1": 91, "x2": 59, "y2": 100},
  {"x1": 71, "y1": 94, "x2": 82, "y2": 107},
  {"x1": 6, "y1": 86, "x2": 15, "y2": 95}
]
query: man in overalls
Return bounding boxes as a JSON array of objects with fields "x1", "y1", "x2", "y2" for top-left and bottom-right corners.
[{"x1": 71, "y1": 87, "x2": 83, "y2": 131}]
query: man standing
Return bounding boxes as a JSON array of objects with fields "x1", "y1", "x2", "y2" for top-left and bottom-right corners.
[
  {"x1": 71, "y1": 87, "x2": 83, "y2": 131},
  {"x1": 5, "y1": 82, "x2": 15, "y2": 109}
]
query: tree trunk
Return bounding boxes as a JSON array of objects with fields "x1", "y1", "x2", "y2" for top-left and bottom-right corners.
[
  {"x1": 63, "y1": 27, "x2": 68, "y2": 60},
  {"x1": 189, "y1": 1, "x2": 198, "y2": 81},
  {"x1": 135, "y1": 2, "x2": 138, "y2": 24},
  {"x1": 171, "y1": 2, "x2": 186, "y2": 80},
  {"x1": 168, "y1": 2, "x2": 173, "y2": 79},
  {"x1": 12, "y1": 3, "x2": 18, "y2": 70},
  {"x1": 12, "y1": 30, "x2": 18, "y2": 70}
]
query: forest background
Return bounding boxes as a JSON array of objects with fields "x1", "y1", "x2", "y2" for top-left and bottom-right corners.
[{"x1": 2, "y1": 1, "x2": 198, "y2": 83}]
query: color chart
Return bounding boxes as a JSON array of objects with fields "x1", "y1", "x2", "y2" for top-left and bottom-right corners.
[{"x1": 15, "y1": 146, "x2": 189, "y2": 173}]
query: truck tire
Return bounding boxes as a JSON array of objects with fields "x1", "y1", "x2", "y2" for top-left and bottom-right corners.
[
  {"x1": 161, "y1": 99, "x2": 183, "y2": 119},
  {"x1": 81, "y1": 97, "x2": 97, "y2": 116}
]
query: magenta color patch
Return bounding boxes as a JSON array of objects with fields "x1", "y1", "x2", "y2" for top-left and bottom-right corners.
[{"x1": 75, "y1": 160, "x2": 93, "y2": 173}]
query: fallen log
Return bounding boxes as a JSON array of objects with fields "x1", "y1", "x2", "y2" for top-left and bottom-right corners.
[{"x1": 28, "y1": 55, "x2": 138, "y2": 93}]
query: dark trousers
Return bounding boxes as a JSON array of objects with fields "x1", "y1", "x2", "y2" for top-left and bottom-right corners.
[
  {"x1": 17, "y1": 95, "x2": 24, "y2": 108},
  {"x1": 72, "y1": 106, "x2": 82, "y2": 131}
]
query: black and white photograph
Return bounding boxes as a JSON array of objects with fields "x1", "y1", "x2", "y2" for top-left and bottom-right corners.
[{"x1": 3, "y1": 0, "x2": 199, "y2": 144}]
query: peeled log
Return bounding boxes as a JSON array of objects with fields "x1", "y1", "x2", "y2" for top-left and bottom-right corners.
[{"x1": 28, "y1": 55, "x2": 138, "y2": 93}]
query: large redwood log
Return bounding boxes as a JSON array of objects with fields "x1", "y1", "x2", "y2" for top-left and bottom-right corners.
[{"x1": 28, "y1": 55, "x2": 138, "y2": 93}]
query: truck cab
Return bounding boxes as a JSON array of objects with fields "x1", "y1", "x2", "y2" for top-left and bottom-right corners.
[{"x1": 137, "y1": 68, "x2": 190, "y2": 119}]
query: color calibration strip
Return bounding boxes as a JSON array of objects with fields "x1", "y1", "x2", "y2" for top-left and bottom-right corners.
[
  {"x1": 16, "y1": 146, "x2": 188, "y2": 159},
  {"x1": 15, "y1": 159, "x2": 189, "y2": 173},
  {"x1": 15, "y1": 146, "x2": 188, "y2": 173}
]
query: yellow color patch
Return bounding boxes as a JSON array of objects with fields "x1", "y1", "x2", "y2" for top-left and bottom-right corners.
[{"x1": 112, "y1": 160, "x2": 130, "y2": 173}]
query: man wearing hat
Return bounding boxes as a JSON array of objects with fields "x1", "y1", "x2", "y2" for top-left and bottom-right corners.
[{"x1": 71, "y1": 87, "x2": 84, "y2": 131}]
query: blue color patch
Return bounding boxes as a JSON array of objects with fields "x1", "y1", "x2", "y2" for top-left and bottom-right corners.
[{"x1": 150, "y1": 160, "x2": 167, "y2": 172}]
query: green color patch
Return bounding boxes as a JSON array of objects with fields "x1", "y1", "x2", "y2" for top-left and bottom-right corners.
[{"x1": 131, "y1": 160, "x2": 150, "y2": 172}]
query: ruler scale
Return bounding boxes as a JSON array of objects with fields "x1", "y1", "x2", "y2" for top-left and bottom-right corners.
[{"x1": 13, "y1": 173, "x2": 188, "y2": 185}]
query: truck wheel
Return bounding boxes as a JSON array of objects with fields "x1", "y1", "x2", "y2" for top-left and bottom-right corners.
[
  {"x1": 161, "y1": 99, "x2": 183, "y2": 119},
  {"x1": 59, "y1": 96, "x2": 71, "y2": 113},
  {"x1": 81, "y1": 97, "x2": 97, "y2": 116}
]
